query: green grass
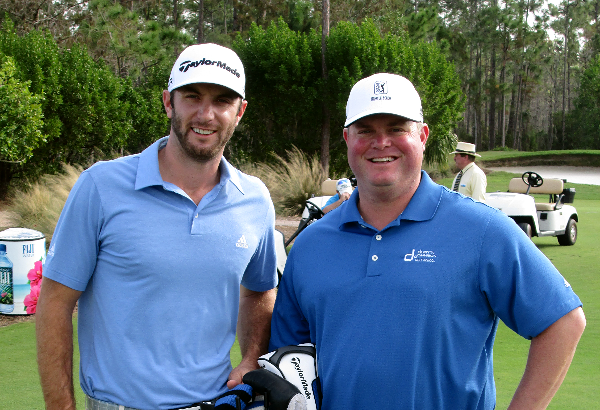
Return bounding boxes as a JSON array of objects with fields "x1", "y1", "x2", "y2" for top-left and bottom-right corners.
[
  {"x1": 494, "y1": 198, "x2": 600, "y2": 409},
  {"x1": 0, "y1": 316, "x2": 85, "y2": 409},
  {"x1": 1, "y1": 171, "x2": 598, "y2": 409},
  {"x1": 0, "y1": 317, "x2": 241, "y2": 410},
  {"x1": 478, "y1": 149, "x2": 600, "y2": 163}
]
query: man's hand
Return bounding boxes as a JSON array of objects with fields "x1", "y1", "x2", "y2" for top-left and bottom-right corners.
[
  {"x1": 227, "y1": 358, "x2": 259, "y2": 388},
  {"x1": 339, "y1": 192, "x2": 351, "y2": 201}
]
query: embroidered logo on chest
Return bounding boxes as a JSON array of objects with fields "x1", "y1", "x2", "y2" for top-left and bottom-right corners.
[{"x1": 404, "y1": 249, "x2": 436, "y2": 263}]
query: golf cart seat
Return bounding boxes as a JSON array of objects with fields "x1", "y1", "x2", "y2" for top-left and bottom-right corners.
[
  {"x1": 508, "y1": 178, "x2": 564, "y2": 211},
  {"x1": 321, "y1": 179, "x2": 339, "y2": 196}
]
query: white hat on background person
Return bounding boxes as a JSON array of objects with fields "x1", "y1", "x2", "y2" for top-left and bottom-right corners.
[
  {"x1": 345, "y1": 73, "x2": 423, "y2": 127},
  {"x1": 168, "y1": 43, "x2": 245, "y2": 98},
  {"x1": 336, "y1": 178, "x2": 353, "y2": 195},
  {"x1": 451, "y1": 142, "x2": 481, "y2": 157}
]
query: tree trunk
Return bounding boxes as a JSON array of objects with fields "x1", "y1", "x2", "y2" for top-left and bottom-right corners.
[
  {"x1": 475, "y1": 46, "x2": 482, "y2": 150},
  {"x1": 174, "y1": 0, "x2": 179, "y2": 55},
  {"x1": 562, "y1": 1, "x2": 569, "y2": 150},
  {"x1": 320, "y1": 0, "x2": 330, "y2": 177},
  {"x1": 197, "y1": 0, "x2": 204, "y2": 43},
  {"x1": 488, "y1": 25, "x2": 497, "y2": 150}
]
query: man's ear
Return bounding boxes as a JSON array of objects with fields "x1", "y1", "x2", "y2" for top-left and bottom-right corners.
[
  {"x1": 420, "y1": 123, "x2": 430, "y2": 150},
  {"x1": 234, "y1": 99, "x2": 248, "y2": 126},
  {"x1": 163, "y1": 89, "x2": 173, "y2": 119},
  {"x1": 343, "y1": 127, "x2": 349, "y2": 143}
]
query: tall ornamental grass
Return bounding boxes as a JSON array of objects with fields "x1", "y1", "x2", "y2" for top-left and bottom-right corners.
[
  {"x1": 4, "y1": 164, "x2": 82, "y2": 242},
  {"x1": 239, "y1": 146, "x2": 325, "y2": 216}
]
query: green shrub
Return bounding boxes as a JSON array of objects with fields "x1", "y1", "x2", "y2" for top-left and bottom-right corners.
[
  {"x1": 0, "y1": 56, "x2": 45, "y2": 163},
  {"x1": 0, "y1": 55, "x2": 45, "y2": 197}
]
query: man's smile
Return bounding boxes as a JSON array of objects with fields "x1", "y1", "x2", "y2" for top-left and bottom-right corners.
[
  {"x1": 369, "y1": 156, "x2": 396, "y2": 163},
  {"x1": 192, "y1": 127, "x2": 215, "y2": 135}
]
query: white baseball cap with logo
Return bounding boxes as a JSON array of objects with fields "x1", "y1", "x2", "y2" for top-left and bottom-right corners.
[
  {"x1": 336, "y1": 178, "x2": 352, "y2": 195},
  {"x1": 168, "y1": 43, "x2": 246, "y2": 98},
  {"x1": 344, "y1": 73, "x2": 423, "y2": 127}
]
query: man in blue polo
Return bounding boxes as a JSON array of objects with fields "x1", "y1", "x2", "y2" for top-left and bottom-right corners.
[
  {"x1": 36, "y1": 43, "x2": 278, "y2": 410},
  {"x1": 269, "y1": 73, "x2": 586, "y2": 409}
]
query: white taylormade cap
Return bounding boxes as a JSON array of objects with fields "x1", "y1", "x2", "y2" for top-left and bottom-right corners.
[
  {"x1": 168, "y1": 43, "x2": 245, "y2": 98},
  {"x1": 344, "y1": 73, "x2": 423, "y2": 127}
]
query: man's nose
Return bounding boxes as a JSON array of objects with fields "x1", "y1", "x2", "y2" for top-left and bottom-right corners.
[
  {"x1": 194, "y1": 100, "x2": 216, "y2": 121},
  {"x1": 370, "y1": 132, "x2": 392, "y2": 149}
]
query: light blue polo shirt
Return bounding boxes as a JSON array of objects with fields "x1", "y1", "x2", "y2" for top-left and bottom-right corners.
[
  {"x1": 44, "y1": 137, "x2": 278, "y2": 410},
  {"x1": 270, "y1": 171, "x2": 581, "y2": 410}
]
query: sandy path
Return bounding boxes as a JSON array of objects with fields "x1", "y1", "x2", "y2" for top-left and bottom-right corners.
[{"x1": 486, "y1": 166, "x2": 600, "y2": 185}]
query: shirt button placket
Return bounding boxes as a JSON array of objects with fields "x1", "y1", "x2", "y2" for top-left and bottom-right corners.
[{"x1": 367, "y1": 233, "x2": 382, "y2": 277}]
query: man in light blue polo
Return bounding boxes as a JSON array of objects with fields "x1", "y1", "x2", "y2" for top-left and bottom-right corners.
[
  {"x1": 37, "y1": 43, "x2": 278, "y2": 410},
  {"x1": 269, "y1": 73, "x2": 585, "y2": 409}
]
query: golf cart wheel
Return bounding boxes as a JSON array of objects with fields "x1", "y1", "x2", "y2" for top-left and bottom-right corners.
[
  {"x1": 518, "y1": 222, "x2": 532, "y2": 238},
  {"x1": 558, "y1": 218, "x2": 577, "y2": 246}
]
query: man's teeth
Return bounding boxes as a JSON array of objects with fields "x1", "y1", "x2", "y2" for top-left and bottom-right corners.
[
  {"x1": 371, "y1": 157, "x2": 394, "y2": 162},
  {"x1": 193, "y1": 128, "x2": 213, "y2": 135}
]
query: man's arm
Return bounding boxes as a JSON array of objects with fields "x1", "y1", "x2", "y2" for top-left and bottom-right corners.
[
  {"x1": 36, "y1": 277, "x2": 82, "y2": 410},
  {"x1": 508, "y1": 307, "x2": 586, "y2": 409},
  {"x1": 323, "y1": 192, "x2": 350, "y2": 214},
  {"x1": 227, "y1": 285, "x2": 277, "y2": 388}
]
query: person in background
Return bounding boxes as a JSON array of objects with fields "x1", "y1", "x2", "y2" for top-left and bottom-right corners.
[
  {"x1": 451, "y1": 141, "x2": 487, "y2": 202},
  {"x1": 36, "y1": 43, "x2": 278, "y2": 410},
  {"x1": 322, "y1": 178, "x2": 353, "y2": 214},
  {"x1": 269, "y1": 72, "x2": 585, "y2": 410}
]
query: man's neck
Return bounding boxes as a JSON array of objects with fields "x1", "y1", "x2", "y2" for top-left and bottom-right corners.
[
  {"x1": 158, "y1": 138, "x2": 223, "y2": 205},
  {"x1": 461, "y1": 161, "x2": 474, "y2": 172},
  {"x1": 357, "y1": 177, "x2": 421, "y2": 231}
]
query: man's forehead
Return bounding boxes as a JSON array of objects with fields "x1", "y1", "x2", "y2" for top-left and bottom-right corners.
[
  {"x1": 352, "y1": 113, "x2": 413, "y2": 127},
  {"x1": 176, "y1": 82, "x2": 241, "y2": 98}
]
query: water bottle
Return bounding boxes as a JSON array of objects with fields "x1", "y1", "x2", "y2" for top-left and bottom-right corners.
[{"x1": 0, "y1": 244, "x2": 14, "y2": 313}]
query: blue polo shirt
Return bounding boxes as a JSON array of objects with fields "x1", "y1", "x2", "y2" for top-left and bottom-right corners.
[
  {"x1": 44, "y1": 137, "x2": 278, "y2": 410},
  {"x1": 270, "y1": 171, "x2": 581, "y2": 410}
]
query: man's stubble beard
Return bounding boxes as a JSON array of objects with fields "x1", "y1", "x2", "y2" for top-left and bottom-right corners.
[{"x1": 170, "y1": 105, "x2": 236, "y2": 163}]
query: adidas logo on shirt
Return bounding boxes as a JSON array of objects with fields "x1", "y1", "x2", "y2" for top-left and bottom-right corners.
[{"x1": 236, "y1": 235, "x2": 249, "y2": 249}]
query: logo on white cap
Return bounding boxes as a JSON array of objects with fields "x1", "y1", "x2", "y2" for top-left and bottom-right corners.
[
  {"x1": 168, "y1": 43, "x2": 245, "y2": 98},
  {"x1": 374, "y1": 81, "x2": 387, "y2": 95},
  {"x1": 345, "y1": 73, "x2": 423, "y2": 127}
]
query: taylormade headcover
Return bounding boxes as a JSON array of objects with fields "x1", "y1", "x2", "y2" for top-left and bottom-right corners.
[
  {"x1": 257, "y1": 344, "x2": 320, "y2": 410},
  {"x1": 242, "y1": 368, "x2": 306, "y2": 410}
]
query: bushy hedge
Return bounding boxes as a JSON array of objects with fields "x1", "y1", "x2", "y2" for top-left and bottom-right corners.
[
  {"x1": 0, "y1": 17, "x2": 464, "y2": 195},
  {"x1": 0, "y1": 19, "x2": 169, "y2": 196},
  {"x1": 233, "y1": 18, "x2": 464, "y2": 175}
]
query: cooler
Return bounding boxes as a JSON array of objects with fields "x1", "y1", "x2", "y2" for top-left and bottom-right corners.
[{"x1": 0, "y1": 228, "x2": 46, "y2": 315}]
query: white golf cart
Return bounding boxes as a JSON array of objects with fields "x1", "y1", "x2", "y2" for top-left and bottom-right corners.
[{"x1": 486, "y1": 171, "x2": 578, "y2": 246}]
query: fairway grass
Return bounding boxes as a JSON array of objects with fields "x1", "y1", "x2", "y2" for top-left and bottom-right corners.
[
  {"x1": 2, "y1": 173, "x2": 598, "y2": 409},
  {"x1": 493, "y1": 199, "x2": 600, "y2": 409}
]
